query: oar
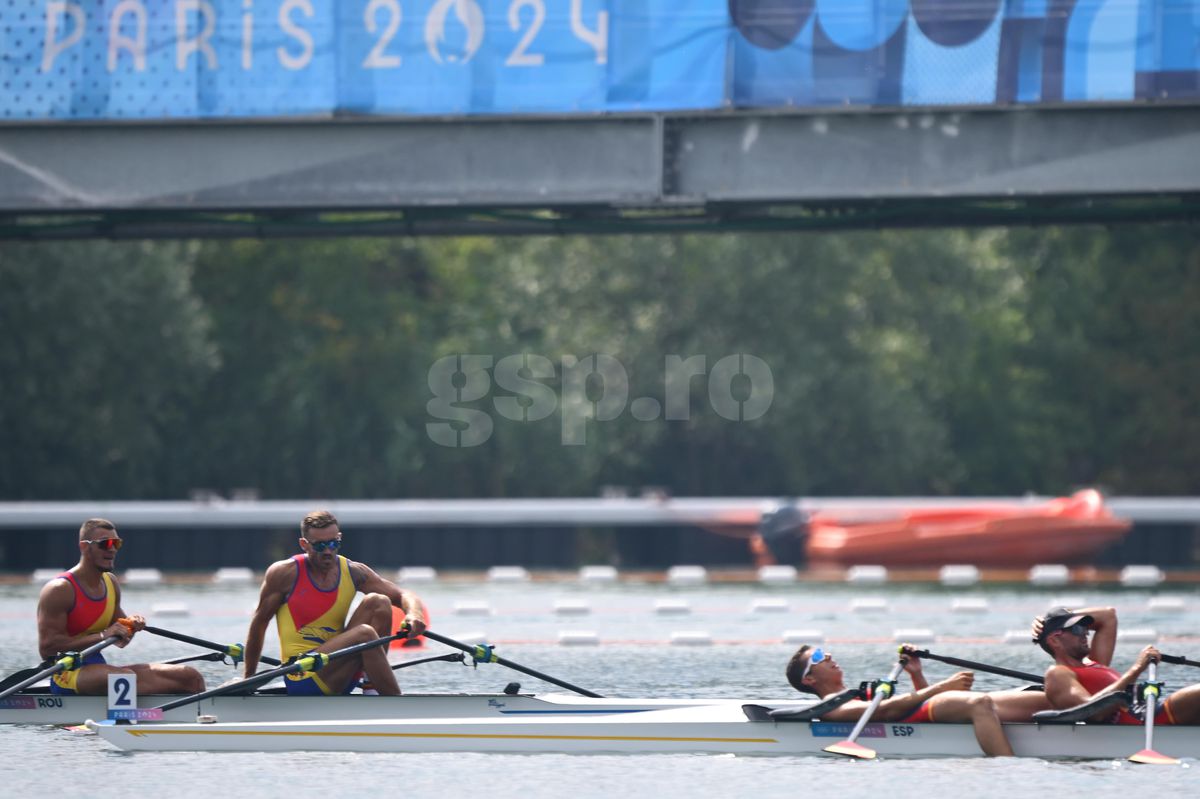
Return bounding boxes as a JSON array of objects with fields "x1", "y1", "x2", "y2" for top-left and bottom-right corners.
[
  {"x1": 144, "y1": 625, "x2": 281, "y2": 666},
  {"x1": 1129, "y1": 662, "x2": 1179, "y2": 765},
  {"x1": 903, "y1": 649, "x2": 1043, "y2": 684},
  {"x1": 1160, "y1": 653, "x2": 1200, "y2": 669},
  {"x1": 391, "y1": 652, "x2": 465, "y2": 671},
  {"x1": 421, "y1": 630, "x2": 602, "y2": 698},
  {"x1": 824, "y1": 659, "x2": 907, "y2": 759},
  {"x1": 0, "y1": 635, "x2": 124, "y2": 701},
  {"x1": 155, "y1": 627, "x2": 415, "y2": 712}
]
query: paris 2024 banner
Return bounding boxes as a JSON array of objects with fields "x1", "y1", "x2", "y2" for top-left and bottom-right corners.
[{"x1": 1, "y1": 0, "x2": 1197, "y2": 120}]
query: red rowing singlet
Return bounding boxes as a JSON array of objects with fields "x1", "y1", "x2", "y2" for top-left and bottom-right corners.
[{"x1": 58, "y1": 571, "x2": 117, "y2": 636}]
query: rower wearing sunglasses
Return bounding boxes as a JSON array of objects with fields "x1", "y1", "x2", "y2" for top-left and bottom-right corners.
[
  {"x1": 786, "y1": 644, "x2": 1048, "y2": 757},
  {"x1": 240, "y1": 509, "x2": 428, "y2": 696},
  {"x1": 35, "y1": 518, "x2": 206, "y2": 695},
  {"x1": 1033, "y1": 606, "x2": 1200, "y2": 724}
]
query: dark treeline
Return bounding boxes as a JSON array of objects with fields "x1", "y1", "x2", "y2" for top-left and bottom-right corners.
[{"x1": 1, "y1": 225, "x2": 1197, "y2": 500}]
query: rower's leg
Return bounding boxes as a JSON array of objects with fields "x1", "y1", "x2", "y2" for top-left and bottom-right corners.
[
  {"x1": 73, "y1": 664, "x2": 135, "y2": 695},
  {"x1": 346, "y1": 592, "x2": 393, "y2": 637},
  {"x1": 1159, "y1": 684, "x2": 1200, "y2": 723},
  {"x1": 309, "y1": 624, "x2": 401, "y2": 696},
  {"x1": 126, "y1": 663, "x2": 206, "y2": 694},
  {"x1": 987, "y1": 689, "x2": 1051, "y2": 722},
  {"x1": 926, "y1": 692, "x2": 1014, "y2": 757}
]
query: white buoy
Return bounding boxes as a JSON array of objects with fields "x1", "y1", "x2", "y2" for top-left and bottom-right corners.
[
  {"x1": 213, "y1": 567, "x2": 255, "y2": 585},
  {"x1": 397, "y1": 566, "x2": 438, "y2": 583},
  {"x1": 654, "y1": 598, "x2": 692, "y2": 615},
  {"x1": 667, "y1": 565, "x2": 707, "y2": 585},
  {"x1": 893, "y1": 628, "x2": 936, "y2": 644},
  {"x1": 558, "y1": 631, "x2": 600, "y2": 646},
  {"x1": 939, "y1": 565, "x2": 980, "y2": 587},
  {"x1": 757, "y1": 565, "x2": 797, "y2": 584},
  {"x1": 669, "y1": 631, "x2": 713, "y2": 646},
  {"x1": 553, "y1": 598, "x2": 592, "y2": 616},
  {"x1": 1119, "y1": 628, "x2": 1159, "y2": 644},
  {"x1": 151, "y1": 602, "x2": 191, "y2": 618},
  {"x1": 30, "y1": 568, "x2": 61, "y2": 584},
  {"x1": 782, "y1": 629, "x2": 825, "y2": 644},
  {"x1": 579, "y1": 565, "x2": 618, "y2": 583},
  {"x1": 1028, "y1": 564, "x2": 1070, "y2": 586},
  {"x1": 453, "y1": 600, "x2": 492, "y2": 616},
  {"x1": 850, "y1": 597, "x2": 889, "y2": 613},
  {"x1": 951, "y1": 597, "x2": 990, "y2": 614},
  {"x1": 123, "y1": 568, "x2": 163, "y2": 586},
  {"x1": 1120, "y1": 565, "x2": 1164, "y2": 587},
  {"x1": 845, "y1": 565, "x2": 888, "y2": 585},
  {"x1": 1147, "y1": 596, "x2": 1186, "y2": 613},
  {"x1": 487, "y1": 566, "x2": 530, "y2": 583},
  {"x1": 749, "y1": 598, "x2": 790, "y2": 614}
]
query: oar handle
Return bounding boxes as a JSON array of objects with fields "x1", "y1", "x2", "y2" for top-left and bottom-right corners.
[
  {"x1": 905, "y1": 649, "x2": 1043, "y2": 684},
  {"x1": 421, "y1": 630, "x2": 603, "y2": 698},
  {"x1": 1160, "y1": 653, "x2": 1200, "y2": 669},
  {"x1": 155, "y1": 628, "x2": 412, "y2": 712},
  {"x1": 0, "y1": 635, "x2": 123, "y2": 701},
  {"x1": 144, "y1": 626, "x2": 281, "y2": 667}
]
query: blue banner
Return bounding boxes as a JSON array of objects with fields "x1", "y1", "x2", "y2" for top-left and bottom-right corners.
[{"x1": 1, "y1": 1, "x2": 1196, "y2": 120}]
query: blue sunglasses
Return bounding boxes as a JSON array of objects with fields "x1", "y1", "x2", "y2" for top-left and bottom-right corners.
[
  {"x1": 800, "y1": 648, "x2": 829, "y2": 682},
  {"x1": 307, "y1": 538, "x2": 342, "y2": 553}
]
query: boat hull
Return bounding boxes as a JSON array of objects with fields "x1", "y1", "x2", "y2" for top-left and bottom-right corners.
[
  {"x1": 0, "y1": 690, "x2": 769, "y2": 726},
  {"x1": 89, "y1": 705, "x2": 1200, "y2": 759}
]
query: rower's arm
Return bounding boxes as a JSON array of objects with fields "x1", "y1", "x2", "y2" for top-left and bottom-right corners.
[
  {"x1": 1077, "y1": 606, "x2": 1117, "y2": 666},
  {"x1": 1044, "y1": 661, "x2": 1141, "y2": 721},
  {"x1": 351, "y1": 562, "x2": 427, "y2": 635},
  {"x1": 243, "y1": 562, "x2": 290, "y2": 678}
]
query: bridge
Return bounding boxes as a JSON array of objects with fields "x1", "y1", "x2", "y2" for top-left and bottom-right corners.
[{"x1": 1, "y1": 1, "x2": 1198, "y2": 238}]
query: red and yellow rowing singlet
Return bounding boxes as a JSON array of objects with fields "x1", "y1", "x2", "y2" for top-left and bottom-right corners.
[
  {"x1": 50, "y1": 571, "x2": 117, "y2": 693},
  {"x1": 276, "y1": 554, "x2": 356, "y2": 661}
]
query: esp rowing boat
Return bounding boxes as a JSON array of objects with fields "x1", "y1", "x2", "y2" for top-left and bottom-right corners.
[{"x1": 87, "y1": 703, "x2": 1200, "y2": 759}]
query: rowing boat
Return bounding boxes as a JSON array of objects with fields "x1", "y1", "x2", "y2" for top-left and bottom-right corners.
[
  {"x1": 87, "y1": 703, "x2": 1200, "y2": 759},
  {"x1": 0, "y1": 687, "x2": 796, "y2": 726}
]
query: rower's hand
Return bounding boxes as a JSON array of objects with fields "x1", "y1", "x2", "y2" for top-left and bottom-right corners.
[
  {"x1": 102, "y1": 620, "x2": 135, "y2": 648},
  {"x1": 125, "y1": 614, "x2": 147, "y2": 633},
  {"x1": 1031, "y1": 616, "x2": 1045, "y2": 643},
  {"x1": 939, "y1": 671, "x2": 974, "y2": 692},
  {"x1": 402, "y1": 614, "x2": 427, "y2": 638},
  {"x1": 1134, "y1": 646, "x2": 1161, "y2": 673},
  {"x1": 899, "y1": 645, "x2": 923, "y2": 676}
]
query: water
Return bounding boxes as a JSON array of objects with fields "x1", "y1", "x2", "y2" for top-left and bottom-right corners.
[{"x1": 1, "y1": 578, "x2": 1197, "y2": 797}]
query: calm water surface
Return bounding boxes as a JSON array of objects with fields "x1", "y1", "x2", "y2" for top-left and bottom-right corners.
[{"x1": 1, "y1": 579, "x2": 1196, "y2": 797}]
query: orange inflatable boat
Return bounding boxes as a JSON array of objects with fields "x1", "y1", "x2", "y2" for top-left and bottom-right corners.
[{"x1": 804, "y1": 489, "x2": 1131, "y2": 567}]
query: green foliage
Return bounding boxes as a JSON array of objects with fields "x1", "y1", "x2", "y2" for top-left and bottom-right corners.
[{"x1": 2, "y1": 224, "x2": 1197, "y2": 500}]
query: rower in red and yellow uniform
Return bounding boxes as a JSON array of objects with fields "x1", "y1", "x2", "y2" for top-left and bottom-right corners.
[
  {"x1": 36, "y1": 518, "x2": 206, "y2": 695},
  {"x1": 242, "y1": 510, "x2": 428, "y2": 695}
]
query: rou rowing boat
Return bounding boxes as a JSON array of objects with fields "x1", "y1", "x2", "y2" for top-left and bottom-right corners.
[
  {"x1": 87, "y1": 703, "x2": 1200, "y2": 759},
  {"x1": 1, "y1": 688, "x2": 784, "y2": 726}
]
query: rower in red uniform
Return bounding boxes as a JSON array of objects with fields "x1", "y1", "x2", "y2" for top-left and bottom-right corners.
[
  {"x1": 241, "y1": 510, "x2": 428, "y2": 695},
  {"x1": 36, "y1": 518, "x2": 205, "y2": 695},
  {"x1": 786, "y1": 644, "x2": 1049, "y2": 757},
  {"x1": 1034, "y1": 606, "x2": 1200, "y2": 724}
]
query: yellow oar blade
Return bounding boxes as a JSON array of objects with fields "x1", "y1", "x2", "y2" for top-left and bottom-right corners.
[
  {"x1": 1129, "y1": 748, "x2": 1180, "y2": 766},
  {"x1": 824, "y1": 739, "x2": 877, "y2": 759}
]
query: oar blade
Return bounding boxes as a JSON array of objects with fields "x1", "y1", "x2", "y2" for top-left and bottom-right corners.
[
  {"x1": 1129, "y1": 748, "x2": 1180, "y2": 766},
  {"x1": 824, "y1": 739, "x2": 877, "y2": 759}
]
